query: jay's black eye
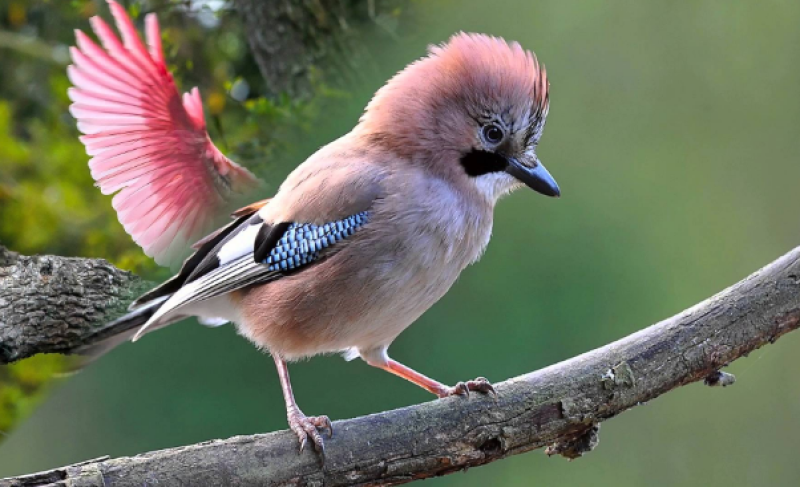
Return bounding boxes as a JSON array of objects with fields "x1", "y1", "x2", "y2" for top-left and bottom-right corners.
[{"x1": 482, "y1": 124, "x2": 504, "y2": 145}]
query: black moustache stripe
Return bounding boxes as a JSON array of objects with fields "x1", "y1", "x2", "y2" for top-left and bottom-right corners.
[{"x1": 460, "y1": 149, "x2": 509, "y2": 177}]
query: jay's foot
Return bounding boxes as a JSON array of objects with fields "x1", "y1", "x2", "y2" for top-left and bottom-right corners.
[
  {"x1": 439, "y1": 376, "x2": 497, "y2": 399},
  {"x1": 288, "y1": 410, "x2": 333, "y2": 456}
]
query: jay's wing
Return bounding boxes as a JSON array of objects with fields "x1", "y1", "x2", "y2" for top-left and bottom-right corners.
[
  {"x1": 189, "y1": 199, "x2": 272, "y2": 251},
  {"x1": 131, "y1": 210, "x2": 370, "y2": 340},
  {"x1": 68, "y1": 0, "x2": 260, "y2": 266}
]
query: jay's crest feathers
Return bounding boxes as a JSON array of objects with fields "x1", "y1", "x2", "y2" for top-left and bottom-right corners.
[{"x1": 359, "y1": 33, "x2": 549, "y2": 160}]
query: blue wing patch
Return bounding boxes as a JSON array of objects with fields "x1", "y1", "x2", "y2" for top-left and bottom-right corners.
[{"x1": 262, "y1": 212, "x2": 369, "y2": 272}]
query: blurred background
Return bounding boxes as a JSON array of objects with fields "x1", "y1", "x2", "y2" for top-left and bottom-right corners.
[{"x1": 2, "y1": 0, "x2": 800, "y2": 485}]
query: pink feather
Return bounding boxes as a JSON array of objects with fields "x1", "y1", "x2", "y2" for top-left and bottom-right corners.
[{"x1": 68, "y1": 0, "x2": 260, "y2": 266}]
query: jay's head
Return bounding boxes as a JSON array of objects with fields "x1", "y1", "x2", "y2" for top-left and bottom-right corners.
[{"x1": 359, "y1": 32, "x2": 559, "y2": 202}]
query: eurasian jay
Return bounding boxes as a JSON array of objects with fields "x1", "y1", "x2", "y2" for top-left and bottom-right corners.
[{"x1": 68, "y1": 0, "x2": 560, "y2": 454}]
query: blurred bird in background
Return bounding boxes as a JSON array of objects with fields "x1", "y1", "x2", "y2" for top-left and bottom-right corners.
[{"x1": 68, "y1": 0, "x2": 559, "y2": 454}]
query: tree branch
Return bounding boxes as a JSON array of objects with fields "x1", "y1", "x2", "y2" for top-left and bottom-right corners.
[
  {"x1": 3, "y1": 245, "x2": 800, "y2": 486},
  {"x1": 0, "y1": 246, "x2": 151, "y2": 364}
]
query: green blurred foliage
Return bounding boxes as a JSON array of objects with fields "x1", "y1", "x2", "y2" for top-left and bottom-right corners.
[
  {"x1": 3, "y1": 1, "x2": 800, "y2": 486},
  {"x1": 0, "y1": 355, "x2": 67, "y2": 434}
]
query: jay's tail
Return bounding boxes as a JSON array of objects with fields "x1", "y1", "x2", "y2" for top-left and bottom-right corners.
[{"x1": 78, "y1": 296, "x2": 174, "y2": 359}]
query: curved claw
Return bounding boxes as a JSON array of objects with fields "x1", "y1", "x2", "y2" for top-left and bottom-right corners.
[
  {"x1": 319, "y1": 415, "x2": 334, "y2": 438},
  {"x1": 467, "y1": 377, "x2": 497, "y2": 399},
  {"x1": 298, "y1": 436, "x2": 307, "y2": 453}
]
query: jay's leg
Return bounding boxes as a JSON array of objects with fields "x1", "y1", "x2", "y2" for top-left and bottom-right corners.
[
  {"x1": 363, "y1": 351, "x2": 495, "y2": 398},
  {"x1": 273, "y1": 354, "x2": 332, "y2": 454}
]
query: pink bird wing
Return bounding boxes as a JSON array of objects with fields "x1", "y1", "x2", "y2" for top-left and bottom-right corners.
[{"x1": 68, "y1": 0, "x2": 260, "y2": 266}]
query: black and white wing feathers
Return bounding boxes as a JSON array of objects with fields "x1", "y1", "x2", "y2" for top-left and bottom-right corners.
[{"x1": 131, "y1": 211, "x2": 370, "y2": 340}]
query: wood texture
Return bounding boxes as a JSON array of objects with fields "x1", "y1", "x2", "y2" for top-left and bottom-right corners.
[
  {"x1": 0, "y1": 246, "x2": 151, "y2": 364},
  {"x1": 3, "y1": 245, "x2": 800, "y2": 486}
]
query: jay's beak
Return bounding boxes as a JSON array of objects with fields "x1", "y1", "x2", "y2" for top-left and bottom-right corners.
[{"x1": 505, "y1": 156, "x2": 560, "y2": 197}]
